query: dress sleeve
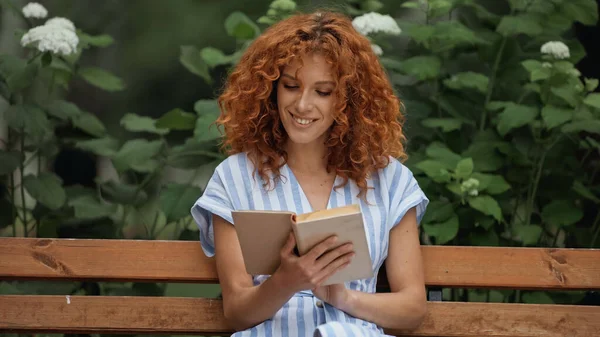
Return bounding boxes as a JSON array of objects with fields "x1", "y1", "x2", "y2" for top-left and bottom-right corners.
[
  {"x1": 386, "y1": 158, "x2": 429, "y2": 229},
  {"x1": 190, "y1": 164, "x2": 235, "y2": 257}
]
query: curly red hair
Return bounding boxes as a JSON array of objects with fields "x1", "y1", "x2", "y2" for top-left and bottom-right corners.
[{"x1": 216, "y1": 10, "x2": 406, "y2": 198}]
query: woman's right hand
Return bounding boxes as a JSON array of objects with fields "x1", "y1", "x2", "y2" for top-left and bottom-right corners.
[{"x1": 273, "y1": 232, "x2": 355, "y2": 293}]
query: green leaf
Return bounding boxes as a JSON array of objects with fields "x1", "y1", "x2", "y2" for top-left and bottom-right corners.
[
  {"x1": 425, "y1": 142, "x2": 461, "y2": 169},
  {"x1": 0, "y1": 150, "x2": 23, "y2": 175},
  {"x1": 443, "y1": 72, "x2": 489, "y2": 93},
  {"x1": 404, "y1": 24, "x2": 435, "y2": 48},
  {"x1": 78, "y1": 32, "x2": 114, "y2": 48},
  {"x1": 551, "y1": 85, "x2": 579, "y2": 108},
  {"x1": 194, "y1": 99, "x2": 221, "y2": 115},
  {"x1": 68, "y1": 194, "x2": 117, "y2": 220},
  {"x1": 468, "y1": 195, "x2": 502, "y2": 221},
  {"x1": 427, "y1": 0, "x2": 453, "y2": 18},
  {"x1": 180, "y1": 45, "x2": 211, "y2": 83},
  {"x1": 112, "y1": 139, "x2": 163, "y2": 173},
  {"x1": 469, "y1": 230, "x2": 499, "y2": 246},
  {"x1": 513, "y1": 223, "x2": 542, "y2": 245},
  {"x1": 415, "y1": 160, "x2": 451, "y2": 183},
  {"x1": 541, "y1": 105, "x2": 573, "y2": 129},
  {"x1": 75, "y1": 137, "x2": 120, "y2": 157},
  {"x1": 423, "y1": 215, "x2": 459, "y2": 245},
  {"x1": 401, "y1": 0, "x2": 422, "y2": 9},
  {"x1": 398, "y1": 56, "x2": 441, "y2": 81},
  {"x1": 445, "y1": 182, "x2": 463, "y2": 196},
  {"x1": 100, "y1": 180, "x2": 148, "y2": 206},
  {"x1": 496, "y1": 103, "x2": 539, "y2": 136},
  {"x1": 78, "y1": 67, "x2": 125, "y2": 92},
  {"x1": 224, "y1": 11, "x2": 260, "y2": 40},
  {"x1": 583, "y1": 93, "x2": 600, "y2": 109},
  {"x1": 46, "y1": 100, "x2": 82, "y2": 120},
  {"x1": 156, "y1": 109, "x2": 197, "y2": 131},
  {"x1": 6, "y1": 60, "x2": 39, "y2": 93},
  {"x1": 541, "y1": 200, "x2": 583, "y2": 227},
  {"x1": 167, "y1": 139, "x2": 223, "y2": 169},
  {"x1": 120, "y1": 113, "x2": 169, "y2": 135},
  {"x1": 195, "y1": 114, "x2": 221, "y2": 142},
  {"x1": 422, "y1": 201, "x2": 455, "y2": 224},
  {"x1": 160, "y1": 183, "x2": 203, "y2": 222},
  {"x1": 462, "y1": 142, "x2": 504, "y2": 172},
  {"x1": 496, "y1": 15, "x2": 543, "y2": 36},
  {"x1": 72, "y1": 111, "x2": 106, "y2": 137},
  {"x1": 201, "y1": 47, "x2": 233, "y2": 68},
  {"x1": 4, "y1": 104, "x2": 52, "y2": 144},
  {"x1": 431, "y1": 21, "x2": 486, "y2": 49},
  {"x1": 522, "y1": 291, "x2": 554, "y2": 304},
  {"x1": 584, "y1": 78, "x2": 599, "y2": 92},
  {"x1": 559, "y1": 0, "x2": 598, "y2": 26},
  {"x1": 455, "y1": 158, "x2": 473, "y2": 179},
  {"x1": 23, "y1": 173, "x2": 66, "y2": 210},
  {"x1": 562, "y1": 120, "x2": 600, "y2": 134},
  {"x1": 572, "y1": 180, "x2": 600, "y2": 203},
  {"x1": 421, "y1": 118, "x2": 462, "y2": 132},
  {"x1": 521, "y1": 60, "x2": 551, "y2": 82},
  {"x1": 478, "y1": 174, "x2": 510, "y2": 195}
]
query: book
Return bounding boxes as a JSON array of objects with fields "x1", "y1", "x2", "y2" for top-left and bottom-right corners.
[{"x1": 231, "y1": 204, "x2": 373, "y2": 285}]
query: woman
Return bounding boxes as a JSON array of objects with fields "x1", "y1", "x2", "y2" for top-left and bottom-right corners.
[{"x1": 191, "y1": 10, "x2": 429, "y2": 337}]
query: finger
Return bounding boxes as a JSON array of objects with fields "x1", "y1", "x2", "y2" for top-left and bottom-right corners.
[
  {"x1": 305, "y1": 235, "x2": 338, "y2": 261},
  {"x1": 314, "y1": 242, "x2": 354, "y2": 270},
  {"x1": 280, "y1": 232, "x2": 297, "y2": 256},
  {"x1": 312, "y1": 253, "x2": 354, "y2": 286}
]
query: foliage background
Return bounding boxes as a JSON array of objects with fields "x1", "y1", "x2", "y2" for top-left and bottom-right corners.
[{"x1": 0, "y1": 0, "x2": 599, "y2": 333}]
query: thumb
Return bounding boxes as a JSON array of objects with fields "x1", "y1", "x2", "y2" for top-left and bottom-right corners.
[{"x1": 281, "y1": 232, "x2": 297, "y2": 255}]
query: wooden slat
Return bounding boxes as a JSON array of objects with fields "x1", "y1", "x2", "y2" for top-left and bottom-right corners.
[
  {"x1": 1, "y1": 295, "x2": 599, "y2": 337},
  {"x1": 1, "y1": 238, "x2": 600, "y2": 290}
]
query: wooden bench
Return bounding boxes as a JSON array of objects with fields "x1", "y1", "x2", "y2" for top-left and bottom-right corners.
[{"x1": 1, "y1": 237, "x2": 599, "y2": 336}]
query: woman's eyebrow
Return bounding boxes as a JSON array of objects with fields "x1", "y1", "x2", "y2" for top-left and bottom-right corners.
[{"x1": 282, "y1": 73, "x2": 334, "y2": 85}]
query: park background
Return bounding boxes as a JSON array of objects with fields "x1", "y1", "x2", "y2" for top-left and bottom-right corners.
[{"x1": 1, "y1": 0, "x2": 599, "y2": 332}]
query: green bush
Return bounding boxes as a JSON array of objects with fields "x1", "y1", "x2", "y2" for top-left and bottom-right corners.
[{"x1": 1, "y1": 0, "x2": 598, "y2": 306}]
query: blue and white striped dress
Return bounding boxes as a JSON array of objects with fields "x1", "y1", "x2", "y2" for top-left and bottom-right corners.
[{"x1": 191, "y1": 152, "x2": 429, "y2": 337}]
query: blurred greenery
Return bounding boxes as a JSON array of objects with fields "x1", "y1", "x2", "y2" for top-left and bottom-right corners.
[{"x1": 1, "y1": 0, "x2": 599, "y2": 335}]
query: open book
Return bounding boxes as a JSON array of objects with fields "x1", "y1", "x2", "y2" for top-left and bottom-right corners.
[{"x1": 231, "y1": 204, "x2": 373, "y2": 285}]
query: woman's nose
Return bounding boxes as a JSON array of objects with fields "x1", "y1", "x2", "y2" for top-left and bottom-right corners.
[{"x1": 296, "y1": 92, "x2": 314, "y2": 113}]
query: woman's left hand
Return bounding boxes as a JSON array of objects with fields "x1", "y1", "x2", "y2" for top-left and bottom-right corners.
[{"x1": 312, "y1": 283, "x2": 351, "y2": 310}]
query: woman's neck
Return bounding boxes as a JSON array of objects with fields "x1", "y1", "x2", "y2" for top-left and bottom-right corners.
[{"x1": 284, "y1": 139, "x2": 329, "y2": 174}]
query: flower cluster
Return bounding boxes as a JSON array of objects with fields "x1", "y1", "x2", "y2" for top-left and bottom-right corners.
[
  {"x1": 351, "y1": 12, "x2": 401, "y2": 36},
  {"x1": 20, "y1": 3, "x2": 79, "y2": 56},
  {"x1": 461, "y1": 178, "x2": 480, "y2": 197},
  {"x1": 22, "y1": 2, "x2": 47, "y2": 19},
  {"x1": 351, "y1": 12, "x2": 401, "y2": 57},
  {"x1": 541, "y1": 41, "x2": 570, "y2": 59}
]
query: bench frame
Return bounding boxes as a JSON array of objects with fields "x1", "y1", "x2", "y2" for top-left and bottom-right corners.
[{"x1": 1, "y1": 237, "x2": 599, "y2": 336}]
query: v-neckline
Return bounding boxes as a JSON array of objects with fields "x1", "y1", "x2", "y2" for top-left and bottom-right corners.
[{"x1": 284, "y1": 163, "x2": 338, "y2": 213}]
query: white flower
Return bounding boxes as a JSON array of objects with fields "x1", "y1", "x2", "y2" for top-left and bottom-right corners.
[
  {"x1": 541, "y1": 41, "x2": 570, "y2": 59},
  {"x1": 352, "y1": 12, "x2": 401, "y2": 36},
  {"x1": 371, "y1": 44, "x2": 383, "y2": 56},
  {"x1": 45, "y1": 17, "x2": 76, "y2": 32},
  {"x1": 22, "y1": 2, "x2": 48, "y2": 19},
  {"x1": 21, "y1": 20, "x2": 79, "y2": 56},
  {"x1": 461, "y1": 178, "x2": 480, "y2": 196}
]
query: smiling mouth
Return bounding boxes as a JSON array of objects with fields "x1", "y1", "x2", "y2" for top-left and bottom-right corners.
[{"x1": 289, "y1": 111, "x2": 317, "y2": 125}]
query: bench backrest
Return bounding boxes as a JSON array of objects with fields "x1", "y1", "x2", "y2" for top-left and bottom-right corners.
[{"x1": 1, "y1": 237, "x2": 599, "y2": 336}]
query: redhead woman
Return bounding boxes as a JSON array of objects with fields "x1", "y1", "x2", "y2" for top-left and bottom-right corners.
[{"x1": 191, "y1": 10, "x2": 429, "y2": 337}]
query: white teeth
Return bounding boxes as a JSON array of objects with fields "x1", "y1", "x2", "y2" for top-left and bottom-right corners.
[{"x1": 294, "y1": 117, "x2": 313, "y2": 125}]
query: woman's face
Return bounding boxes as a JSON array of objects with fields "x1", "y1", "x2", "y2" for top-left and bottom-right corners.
[{"x1": 277, "y1": 53, "x2": 337, "y2": 147}]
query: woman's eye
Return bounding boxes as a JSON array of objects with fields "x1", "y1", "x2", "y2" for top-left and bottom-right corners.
[
  {"x1": 284, "y1": 84, "x2": 298, "y2": 89},
  {"x1": 317, "y1": 91, "x2": 332, "y2": 97}
]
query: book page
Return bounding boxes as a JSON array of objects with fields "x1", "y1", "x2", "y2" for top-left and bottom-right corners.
[
  {"x1": 293, "y1": 210, "x2": 373, "y2": 285},
  {"x1": 294, "y1": 204, "x2": 360, "y2": 223}
]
